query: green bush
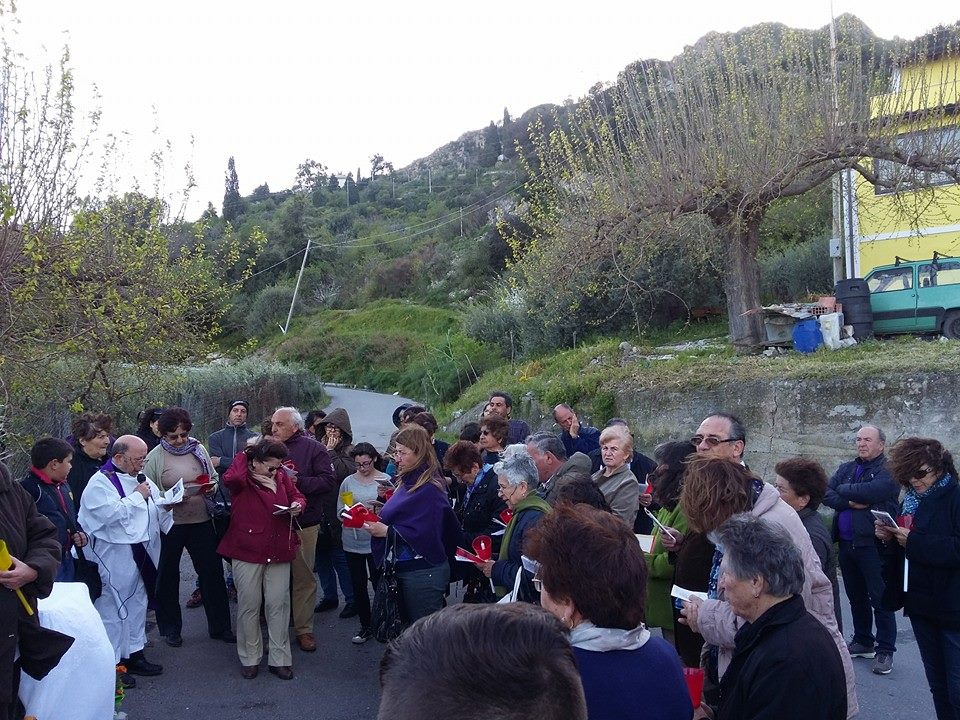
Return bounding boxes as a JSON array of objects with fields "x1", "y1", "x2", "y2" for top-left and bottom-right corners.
[
  {"x1": 246, "y1": 284, "x2": 296, "y2": 336},
  {"x1": 759, "y1": 236, "x2": 834, "y2": 303}
]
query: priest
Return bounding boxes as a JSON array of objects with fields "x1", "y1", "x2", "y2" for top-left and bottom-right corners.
[{"x1": 79, "y1": 435, "x2": 174, "y2": 687}]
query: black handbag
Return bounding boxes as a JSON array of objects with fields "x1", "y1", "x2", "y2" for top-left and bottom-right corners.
[
  {"x1": 73, "y1": 544, "x2": 102, "y2": 602},
  {"x1": 204, "y1": 482, "x2": 232, "y2": 543},
  {"x1": 370, "y1": 527, "x2": 403, "y2": 643}
]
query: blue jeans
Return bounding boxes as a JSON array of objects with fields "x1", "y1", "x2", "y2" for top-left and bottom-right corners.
[
  {"x1": 911, "y1": 613, "x2": 960, "y2": 720},
  {"x1": 315, "y1": 545, "x2": 354, "y2": 604},
  {"x1": 397, "y1": 563, "x2": 450, "y2": 625},
  {"x1": 838, "y1": 541, "x2": 897, "y2": 653}
]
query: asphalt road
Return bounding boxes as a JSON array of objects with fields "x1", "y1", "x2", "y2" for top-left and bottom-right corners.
[{"x1": 121, "y1": 385, "x2": 935, "y2": 719}]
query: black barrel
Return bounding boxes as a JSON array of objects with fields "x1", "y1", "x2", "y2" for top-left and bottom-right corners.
[{"x1": 834, "y1": 278, "x2": 874, "y2": 339}]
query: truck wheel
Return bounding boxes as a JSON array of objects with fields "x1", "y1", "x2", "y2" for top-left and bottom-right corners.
[{"x1": 943, "y1": 311, "x2": 960, "y2": 339}]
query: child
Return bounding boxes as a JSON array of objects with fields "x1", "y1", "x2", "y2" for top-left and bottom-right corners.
[{"x1": 21, "y1": 437, "x2": 87, "y2": 581}]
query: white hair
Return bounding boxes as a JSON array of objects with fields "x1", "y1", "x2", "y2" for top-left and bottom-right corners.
[
  {"x1": 494, "y1": 444, "x2": 540, "y2": 489},
  {"x1": 273, "y1": 406, "x2": 304, "y2": 431}
]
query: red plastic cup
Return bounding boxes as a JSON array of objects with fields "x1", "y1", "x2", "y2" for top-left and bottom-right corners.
[{"x1": 683, "y1": 667, "x2": 704, "y2": 709}]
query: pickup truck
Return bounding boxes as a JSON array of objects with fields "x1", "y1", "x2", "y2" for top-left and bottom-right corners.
[{"x1": 866, "y1": 254, "x2": 960, "y2": 338}]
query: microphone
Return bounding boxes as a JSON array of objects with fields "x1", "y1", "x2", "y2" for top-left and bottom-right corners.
[{"x1": 137, "y1": 473, "x2": 147, "y2": 484}]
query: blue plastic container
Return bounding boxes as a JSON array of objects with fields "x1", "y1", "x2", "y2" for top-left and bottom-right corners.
[{"x1": 792, "y1": 317, "x2": 823, "y2": 353}]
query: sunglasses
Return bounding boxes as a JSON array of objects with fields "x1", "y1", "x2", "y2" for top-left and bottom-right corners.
[
  {"x1": 691, "y1": 435, "x2": 741, "y2": 447},
  {"x1": 913, "y1": 466, "x2": 933, "y2": 480}
]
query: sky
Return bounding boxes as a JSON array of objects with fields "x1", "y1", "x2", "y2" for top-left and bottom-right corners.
[{"x1": 8, "y1": 1, "x2": 960, "y2": 219}]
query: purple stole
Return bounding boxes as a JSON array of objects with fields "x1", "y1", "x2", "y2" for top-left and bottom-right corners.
[{"x1": 101, "y1": 459, "x2": 160, "y2": 609}]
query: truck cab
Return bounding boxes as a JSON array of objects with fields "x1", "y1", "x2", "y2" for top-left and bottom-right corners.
[{"x1": 866, "y1": 254, "x2": 960, "y2": 338}]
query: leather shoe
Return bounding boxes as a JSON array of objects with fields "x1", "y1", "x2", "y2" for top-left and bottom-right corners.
[
  {"x1": 314, "y1": 597, "x2": 338, "y2": 612},
  {"x1": 296, "y1": 632, "x2": 317, "y2": 652},
  {"x1": 338, "y1": 602, "x2": 358, "y2": 619},
  {"x1": 241, "y1": 665, "x2": 259, "y2": 679},
  {"x1": 126, "y1": 651, "x2": 163, "y2": 676},
  {"x1": 268, "y1": 665, "x2": 294, "y2": 680},
  {"x1": 164, "y1": 633, "x2": 183, "y2": 648},
  {"x1": 211, "y1": 629, "x2": 237, "y2": 643}
]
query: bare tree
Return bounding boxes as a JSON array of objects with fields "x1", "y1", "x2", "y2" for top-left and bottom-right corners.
[{"x1": 520, "y1": 18, "x2": 960, "y2": 350}]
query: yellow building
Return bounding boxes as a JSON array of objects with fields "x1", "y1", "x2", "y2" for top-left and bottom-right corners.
[{"x1": 835, "y1": 46, "x2": 960, "y2": 278}]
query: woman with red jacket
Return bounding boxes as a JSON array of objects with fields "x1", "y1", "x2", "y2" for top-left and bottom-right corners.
[{"x1": 218, "y1": 439, "x2": 306, "y2": 681}]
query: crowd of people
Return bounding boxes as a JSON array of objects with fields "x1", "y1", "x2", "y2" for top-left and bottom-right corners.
[{"x1": 2, "y1": 391, "x2": 960, "y2": 720}]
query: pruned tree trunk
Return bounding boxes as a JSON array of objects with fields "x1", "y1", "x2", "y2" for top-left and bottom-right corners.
[{"x1": 718, "y1": 213, "x2": 765, "y2": 352}]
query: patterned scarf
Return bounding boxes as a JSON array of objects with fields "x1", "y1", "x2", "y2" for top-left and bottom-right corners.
[
  {"x1": 159, "y1": 437, "x2": 211, "y2": 477},
  {"x1": 903, "y1": 473, "x2": 953, "y2": 517}
]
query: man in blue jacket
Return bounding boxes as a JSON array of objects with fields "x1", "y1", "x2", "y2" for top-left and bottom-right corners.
[
  {"x1": 553, "y1": 404, "x2": 600, "y2": 459},
  {"x1": 823, "y1": 425, "x2": 899, "y2": 676}
]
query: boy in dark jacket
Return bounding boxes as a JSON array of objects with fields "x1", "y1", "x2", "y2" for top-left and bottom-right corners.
[{"x1": 20, "y1": 438, "x2": 88, "y2": 582}]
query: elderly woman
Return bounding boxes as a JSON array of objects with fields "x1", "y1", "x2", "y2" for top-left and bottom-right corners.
[
  {"x1": 479, "y1": 414, "x2": 509, "y2": 465},
  {"x1": 364, "y1": 425, "x2": 461, "y2": 625},
  {"x1": 774, "y1": 457, "x2": 843, "y2": 633},
  {"x1": 591, "y1": 424, "x2": 639, "y2": 528},
  {"x1": 67, "y1": 412, "x2": 113, "y2": 503},
  {"x1": 714, "y1": 515, "x2": 847, "y2": 720},
  {"x1": 876, "y1": 438, "x2": 960, "y2": 720},
  {"x1": 645, "y1": 441, "x2": 696, "y2": 644},
  {"x1": 677, "y1": 456, "x2": 857, "y2": 717},
  {"x1": 219, "y1": 438, "x2": 305, "y2": 680},
  {"x1": 473, "y1": 444, "x2": 551, "y2": 599},
  {"x1": 143, "y1": 406, "x2": 234, "y2": 648},
  {"x1": 524, "y1": 503, "x2": 692, "y2": 720}
]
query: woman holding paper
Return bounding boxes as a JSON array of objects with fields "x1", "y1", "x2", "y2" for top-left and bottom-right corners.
[
  {"x1": 219, "y1": 438, "x2": 304, "y2": 679},
  {"x1": 525, "y1": 503, "x2": 692, "y2": 720},
  {"x1": 339, "y1": 442, "x2": 390, "y2": 644},
  {"x1": 143, "y1": 407, "x2": 232, "y2": 648},
  {"x1": 876, "y1": 438, "x2": 960, "y2": 720},
  {"x1": 676, "y1": 456, "x2": 857, "y2": 717},
  {"x1": 644, "y1": 441, "x2": 696, "y2": 644}
]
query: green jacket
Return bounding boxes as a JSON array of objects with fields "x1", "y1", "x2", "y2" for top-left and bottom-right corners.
[
  {"x1": 644, "y1": 502, "x2": 688, "y2": 629},
  {"x1": 494, "y1": 492, "x2": 552, "y2": 596}
]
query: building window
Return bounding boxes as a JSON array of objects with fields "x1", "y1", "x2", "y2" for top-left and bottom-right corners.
[{"x1": 873, "y1": 126, "x2": 960, "y2": 195}]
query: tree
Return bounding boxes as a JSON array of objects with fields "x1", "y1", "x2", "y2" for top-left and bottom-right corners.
[
  {"x1": 251, "y1": 183, "x2": 271, "y2": 200},
  {"x1": 295, "y1": 158, "x2": 327, "y2": 193},
  {"x1": 222, "y1": 156, "x2": 242, "y2": 222},
  {"x1": 480, "y1": 121, "x2": 501, "y2": 167},
  {"x1": 327, "y1": 173, "x2": 340, "y2": 191},
  {"x1": 370, "y1": 153, "x2": 394, "y2": 177},
  {"x1": 518, "y1": 18, "x2": 960, "y2": 350},
  {"x1": 345, "y1": 172, "x2": 359, "y2": 205}
]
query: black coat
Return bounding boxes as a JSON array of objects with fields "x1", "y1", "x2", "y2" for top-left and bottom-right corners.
[
  {"x1": 718, "y1": 594, "x2": 846, "y2": 720},
  {"x1": 882, "y1": 477, "x2": 960, "y2": 629},
  {"x1": 65, "y1": 448, "x2": 104, "y2": 506},
  {"x1": 19, "y1": 470, "x2": 81, "y2": 568},
  {"x1": 457, "y1": 466, "x2": 507, "y2": 553}
]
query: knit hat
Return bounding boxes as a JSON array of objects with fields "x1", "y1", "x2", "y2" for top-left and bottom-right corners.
[{"x1": 229, "y1": 400, "x2": 249, "y2": 411}]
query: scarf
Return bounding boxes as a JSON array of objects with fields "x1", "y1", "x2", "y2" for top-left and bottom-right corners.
[
  {"x1": 160, "y1": 437, "x2": 211, "y2": 477},
  {"x1": 570, "y1": 620, "x2": 651, "y2": 652},
  {"x1": 903, "y1": 473, "x2": 953, "y2": 517}
]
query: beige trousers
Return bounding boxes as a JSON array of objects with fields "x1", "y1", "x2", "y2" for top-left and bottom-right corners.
[
  {"x1": 233, "y1": 559, "x2": 292, "y2": 667},
  {"x1": 290, "y1": 523, "x2": 319, "y2": 636}
]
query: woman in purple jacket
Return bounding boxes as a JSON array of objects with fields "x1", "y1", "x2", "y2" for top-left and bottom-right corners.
[{"x1": 365, "y1": 425, "x2": 460, "y2": 626}]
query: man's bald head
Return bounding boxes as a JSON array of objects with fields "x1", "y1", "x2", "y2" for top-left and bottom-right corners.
[{"x1": 112, "y1": 434, "x2": 149, "y2": 474}]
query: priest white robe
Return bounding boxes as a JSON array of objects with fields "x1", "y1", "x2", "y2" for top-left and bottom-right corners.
[{"x1": 78, "y1": 469, "x2": 172, "y2": 662}]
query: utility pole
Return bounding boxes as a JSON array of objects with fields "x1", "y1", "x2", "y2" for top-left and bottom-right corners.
[
  {"x1": 428, "y1": 168, "x2": 432, "y2": 194},
  {"x1": 280, "y1": 235, "x2": 312, "y2": 335},
  {"x1": 460, "y1": 207, "x2": 463, "y2": 237}
]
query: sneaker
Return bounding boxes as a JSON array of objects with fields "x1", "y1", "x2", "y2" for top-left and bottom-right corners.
[
  {"x1": 339, "y1": 602, "x2": 358, "y2": 619},
  {"x1": 185, "y1": 589, "x2": 203, "y2": 609},
  {"x1": 352, "y1": 627, "x2": 373, "y2": 644},
  {"x1": 846, "y1": 641, "x2": 876, "y2": 659},
  {"x1": 872, "y1": 652, "x2": 893, "y2": 675}
]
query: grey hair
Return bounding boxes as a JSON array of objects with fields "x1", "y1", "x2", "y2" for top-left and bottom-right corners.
[
  {"x1": 707, "y1": 412, "x2": 746, "y2": 445},
  {"x1": 860, "y1": 425, "x2": 886, "y2": 443},
  {"x1": 525, "y1": 431, "x2": 567, "y2": 461},
  {"x1": 274, "y1": 406, "x2": 305, "y2": 431},
  {"x1": 495, "y1": 444, "x2": 540, "y2": 489},
  {"x1": 112, "y1": 438, "x2": 131, "y2": 458},
  {"x1": 715, "y1": 514, "x2": 804, "y2": 598}
]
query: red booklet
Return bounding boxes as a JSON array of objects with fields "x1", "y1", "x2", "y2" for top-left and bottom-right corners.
[{"x1": 340, "y1": 503, "x2": 380, "y2": 529}]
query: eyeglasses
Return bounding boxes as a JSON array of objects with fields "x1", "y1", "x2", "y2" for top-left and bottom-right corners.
[
  {"x1": 480, "y1": 429, "x2": 492, "y2": 436},
  {"x1": 691, "y1": 435, "x2": 741, "y2": 447},
  {"x1": 262, "y1": 465, "x2": 281, "y2": 475},
  {"x1": 165, "y1": 431, "x2": 189, "y2": 440},
  {"x1": 913, "y1": 466, "x2": 934, "y2": 479},
  {"x1": 355, "y1": 460, "x2": 373, "y2": 468},
  {"x1": 121, "y1": 453, "x2": 147, "y2": 464}
]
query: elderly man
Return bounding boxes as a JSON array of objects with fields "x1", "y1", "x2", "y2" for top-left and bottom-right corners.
[
  {"x1": 691, "y1": 412, "x2": 747, "y2": 462},
  {"x1": 527, "y1": 432, "x2": 592, "y2": 505},
  {"x1": 553, "y1": 404, "x2": 600, "y2": 458},
  {"x1": 823, "y1": 425, "x2": 899, "y2": 676},
  {"x1": 79, "y1": 435, "x2": 172, "y2": 686},
  {"x1": 487, "y1": 391, "x2": 530, "y2": 445},
  {"x1": 269, "y1": 406, "x2": 336, "y2": 653}
]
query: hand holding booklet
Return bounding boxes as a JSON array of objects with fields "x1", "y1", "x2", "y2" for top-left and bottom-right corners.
[
  {"x1": 155, "y1": 478, "x2": 185, "y2": 506},
  {"x1": 871, "y1": 509, "x2": 898, "y2": 528},
  {"x1": 671, "y1": 584, "x2": 708, "y2": 604}
]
